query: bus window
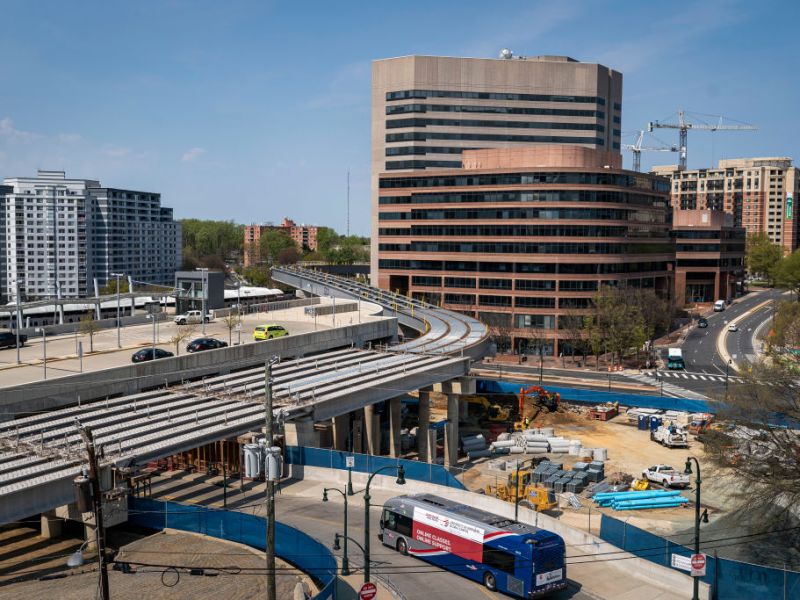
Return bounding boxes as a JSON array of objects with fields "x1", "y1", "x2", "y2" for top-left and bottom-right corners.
[
  {"x1": 483, "y1": 547, "x2": 516, "y2": 574},
  {"x1": 382, "y1": 510, "x2": 412, "y2": 536}
]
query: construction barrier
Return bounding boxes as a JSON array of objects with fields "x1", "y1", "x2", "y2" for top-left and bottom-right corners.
[
  {"x1": 599, "y1": 513, "x2": 800, "y2": 600},
  {"x1": 128, "y1": 497, "x2": 338, "y2": 600},
  {"x1": 284, "y1": 446, "x2": 467, "y2": 490}
]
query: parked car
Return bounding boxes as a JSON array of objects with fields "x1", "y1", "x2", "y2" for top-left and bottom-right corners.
[
  {"x1": 728, "y1": 323, "x2": 738, "y2": 332},
  {"x1": 713, "y1": 300, "x2": 726, "y2": 312},
  {"x1": 186, "y1": 337, "x2": 228, "y2": 353},
  {"x1": 642, "y1": 465, "x2": 690, "y2": 489},
  {"x1": 697, "y1": 317, "x2": 708, "y2": 328},
  {"x1": 131, "y1": 348, "x2": 174, "y2": 363},
  {"x1": 0, "y1": 331, "x2": 26, "y2": 349},
  {"x1": 253, "y1": 324, "x2": 289, "y2": 341},
  {"x1": 174, "y1": 310, "x2": 214, "y2": 325},
  {"x1": 651, "y1": 424, "x2": 689, "y2": 448}
]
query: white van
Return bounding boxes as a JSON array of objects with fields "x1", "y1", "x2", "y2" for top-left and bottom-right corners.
[{"x1": 713, "y1": 300, "x2": 726, "y2": 312}]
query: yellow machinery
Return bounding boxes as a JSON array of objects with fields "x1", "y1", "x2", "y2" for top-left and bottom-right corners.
[
  {"x1": 631, "y1": 478, "x2": 649, "y2": 491},
  {"x1": 460, "y1": 395, "x2": 511, "y2": 426},
  {"x1": 513, "y1": 385, "x2": 560, "y2": 431},
  {"x1": 485, "y1": 469, "x2": 557, "y2": 512}
]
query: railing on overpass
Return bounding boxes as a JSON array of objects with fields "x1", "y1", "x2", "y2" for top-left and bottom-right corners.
[
  {"x1": 271, "y1": 266, "x2": 490, "y2": 360},
  {"x1": 127, "y1": 497, "x2": 337, "y2": 600}
]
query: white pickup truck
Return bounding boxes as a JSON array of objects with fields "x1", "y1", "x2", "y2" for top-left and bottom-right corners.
[
  {"x1": 174, "y1": 310, "x2": 214, "y2": 325},
  {"x1": 651, "y1": 424, "x2": 689, "y2": 448},
  {"x1": 642, "y1": 465, "x2": 690, "y2": 489}
]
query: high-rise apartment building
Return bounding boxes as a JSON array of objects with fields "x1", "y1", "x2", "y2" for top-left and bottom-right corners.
[
  {"x1": 243, "y1": 217, "x2": 318, "y2": 267},
  {"x1": 0, "y1": 170, "x2": 181, "y2": 302},
  {"x1": 371, "y1": 53, "x2": 623, "y2": 278},
  {"x1": 652, "y1": 157, "x2": 800, "y2": 253},
  {"x1": 376, "y1": 146, "x2": 673, "y2": 355}
]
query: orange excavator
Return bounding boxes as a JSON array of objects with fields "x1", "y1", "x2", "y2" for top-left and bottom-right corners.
[{"x1": 513, "y1": 385, "x2": 560, "y2": 431}]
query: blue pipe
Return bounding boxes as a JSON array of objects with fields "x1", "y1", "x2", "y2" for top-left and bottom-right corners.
[
  {"x1": 614, "y1": 500, "x2": 689, "y2": 511},
  {"x1": 593, "y1": 490, "x2": 681, "y2": 501},
  {"x1": 612, "y1": 497, "x2": 689, "y2": 508}
]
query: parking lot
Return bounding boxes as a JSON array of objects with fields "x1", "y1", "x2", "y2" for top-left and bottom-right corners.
[{"x1": 0, "y1": 298, "x2": 384, "y2": 389}]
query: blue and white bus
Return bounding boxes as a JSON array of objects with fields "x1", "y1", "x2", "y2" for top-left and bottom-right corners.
[{"x1": 380, "y1": 494, "x2": 567, "y2": 598}]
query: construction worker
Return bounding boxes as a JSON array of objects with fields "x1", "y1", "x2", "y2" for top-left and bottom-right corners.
[{"x1": 523, "y1": 416, "x2": 530, "y2": 429}]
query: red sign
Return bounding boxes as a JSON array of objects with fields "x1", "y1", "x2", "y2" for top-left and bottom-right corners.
[
  {"x1": 690, "y1": 553, "x2": 707, "y2": 576},
  {"x1": 359, "y1": 582, "x2": 377, "y2": 600}
]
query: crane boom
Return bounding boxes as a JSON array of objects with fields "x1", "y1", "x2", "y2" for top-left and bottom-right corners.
[
  {"x1": 648, "y1": 110, "x2": 757, "y2": 170},
  {"x1": 622, "y1": 130, "x2": 678, "y2": 172}
]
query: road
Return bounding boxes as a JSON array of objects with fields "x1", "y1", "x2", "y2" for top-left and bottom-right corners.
[{"x1": 0, "y1": 301, "x2": 379, "y2": 389}]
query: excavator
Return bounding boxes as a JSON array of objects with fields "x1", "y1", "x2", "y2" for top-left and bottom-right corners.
[
  {"x1": 459, "y1": 395, "x2": 511, "y2": 427},
  {"x1": 485, "y1": 465, "x2": 557, "y2": 512},
  {"x1": 513, "y1": 385, "x2": 560, "y2": 431}
]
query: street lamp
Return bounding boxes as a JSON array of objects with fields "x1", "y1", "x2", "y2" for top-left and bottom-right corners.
[
  {"x1": 359, "y1": 465, "x2": 405, "y2": 584},
  {"x1": 195, "y1": 268, "x2": 209, "y2": 335},
  {"x1": 684, "y1": 457, "x2": 709, "y2": 600},
  {"x1": 724, "y1": 358, "x2": 733, "y2": 401},
  {"x1": 110, "y1": 272, "x2": 124, "y2": 348},
  {"x1": 323, "y1": 487, "x2": 351, "y2": 575},
  {"x1": 333, "y1": 533, "x2": 366, "y2": 574},
  {"x1": 12, "y1": 279, "x2": 21, "y2": 365}
]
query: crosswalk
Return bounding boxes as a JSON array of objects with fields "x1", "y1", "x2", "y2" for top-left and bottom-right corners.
[
  {"x1": 641, "y1": 370, "x2": 743, "y2": 384},
  {"x1": 625, "y1": 372, "x2": 709, "y2": 400}
]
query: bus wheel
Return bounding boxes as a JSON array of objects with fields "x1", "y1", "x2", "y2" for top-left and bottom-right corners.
[
  {"x1": 483, "y1": 571, "x2": 497, "y2": 591},
  {"x1": 396, "y1": 538, "x2": 408, "y2": 556}
]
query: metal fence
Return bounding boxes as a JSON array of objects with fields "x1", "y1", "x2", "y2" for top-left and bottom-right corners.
[
  {"x1": 128, "y1": 496, "x2": 338, "y2": 599},
  {"x1": 599, "y1": 513, "x2": 800, "y2": 600},
  {"x1": 284, "y1": 446, "x2": 467, "y2": 490}
]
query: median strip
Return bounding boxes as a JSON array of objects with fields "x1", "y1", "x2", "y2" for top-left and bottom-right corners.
[{"x1": 717, "y1": 299, "x2": 772, "y2": 370}]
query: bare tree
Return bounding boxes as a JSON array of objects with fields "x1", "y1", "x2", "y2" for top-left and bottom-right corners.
[
  {"x1": 560, "y1": 311, "x2": 589, "y2": 366},
  {"x1": 222, "y1": 311, "x2": 240, "y2": 346},
  {"x1": 169, "y1": 324, "x2": 196, "y2": 356},
  {"x1": 78, "y1": 311, "x2": 101, "y2": 353}
]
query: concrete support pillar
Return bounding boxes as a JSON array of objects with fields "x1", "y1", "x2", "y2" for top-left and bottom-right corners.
[
  {"x1": 363, "y1": 404, "x2": 380, "y2": 455},
  {"x1": 428, "y1": 429, "x2": 438, "y2": 463},
  {"x1": 284, "y1": 418, "x2": 317, "y2": 447},
  {"x1": 389, "y1": 397, "x2": 402, "y2": 458},
  {"x1": 332, "y1": 415, "x2": 349, "y2": 451},
  {"x1": 444, "y1": 393, "x2": 459, "y2": 467},
  {"x1": 40, "y1": 511, "x2": 62, "y2": 539},
  {"x1": 417, "y1": 389, "x2": 431, "y2": 462},
  {"x1": 352, "y1": 415, "x2": 364, "y2": 454},
  {"x1": 84, "y1": 524, "x2": 98, "y2": 551}
]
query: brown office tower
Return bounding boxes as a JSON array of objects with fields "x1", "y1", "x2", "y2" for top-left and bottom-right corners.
[
  {"x1": 652, "y1": 157, "x2": 800, "y2": 254},
  {"x1": 376, "y1": 145, "x2": 673, "y2": 356},
  {"x1": 672, "y1": 210, "x2": 745, "y2": 304},
  {"x1": 371, "y1": 53, "x2": 623, "y2": 278}
]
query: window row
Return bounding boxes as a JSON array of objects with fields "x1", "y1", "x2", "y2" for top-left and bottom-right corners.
[
  {"x1": 386, "y1": 89, "x2": 606, "y2": 105},
  {"x1": 378, "y1": 190, "x2": 668, "y2": 206},
  {"x1": 387, "y1": 131, "x2": 604, "y2": 146},
  {"x1": 380, "y1": 241, "x2": 674, "y2": 255},
  {"x1": 386, "y1": 117, "x2": 605, "y2": 132},
  {"x1": 379, "y1": 207, "x2": 666, "y2": 223},
  {"x1": 386, "y1": 102, "x2": 604, "y2": 118},
  {"x1": 379, "y1": 259, "x2": 672, "y2": 274},
  {"x1": 380, "y1": 225, "x2": 630, "y2": 238}
]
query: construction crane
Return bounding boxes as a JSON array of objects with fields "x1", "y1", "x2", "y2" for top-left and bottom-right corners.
[
  {"x1": 648, "y1": 110, "x2": 757, "y2": 171},
  {"x1": 623, "y1": 130, "x2": 678, "y2": 172}
]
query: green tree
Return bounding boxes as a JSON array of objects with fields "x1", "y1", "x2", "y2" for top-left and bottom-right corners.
[
  {"x1": 259, "y1": 230, "x2": 297, "y2": 264},
  {"x1": 315, "y1": 227, "x2": 338, "y2": 255},
  {"x1": 181, "y1": 219, "x2": 244, "y2": 268},
  {"x1": 746, "y1": 233, "x2": 782, "y2": 283},
  {"x1": 242, "y1": 266, "x2": 272, "y2": 287},
  {"x1": 773, "y1": 250, "x2": 800, "y2": 297},
  {"x1": 100, "y1": 278, "x2": 130, "y2": 295},
  {"x1": 771, "y1": 300, "x2": 800, "y2": 351}
]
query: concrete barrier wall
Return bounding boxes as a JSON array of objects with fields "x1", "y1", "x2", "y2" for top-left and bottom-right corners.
[
  {"x1": 18, "y1": 312, "x2": 170, "y2": 338},
  {"x1": 0, "y1": 318, "x2": 397, "y2": 418},
  {"x1": 295, "y1": 465, "x2": 711, "y2": 600}
]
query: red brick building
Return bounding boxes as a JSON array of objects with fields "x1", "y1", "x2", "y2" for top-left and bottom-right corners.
[{"x1": 243, "y1": 218, "x2": 319, "y2": 267}]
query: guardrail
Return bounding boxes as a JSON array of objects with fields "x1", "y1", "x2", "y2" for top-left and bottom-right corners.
[{"x1": 128, "y1": 497, "x2": 337, "y2": 599}]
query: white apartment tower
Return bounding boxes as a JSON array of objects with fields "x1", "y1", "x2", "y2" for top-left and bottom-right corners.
[{"x1": 0, "y1": 170, "x2": 181, "y2": 302}]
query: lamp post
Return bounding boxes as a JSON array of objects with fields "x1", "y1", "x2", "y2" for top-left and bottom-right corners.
[
  {"x1": 361, "y1": 465, "x2": 405, "y2": 584},
  {"x1": 110, "y1": 273, "x2": 124, "y2": 348},
  {"x1": 684, "y1": 457, "x2": 708, "y2": 600},
  {"x1": 195, "y1": 268, "x2": 208, "y2": 335},
  {"x1": 13, "y1": 279, "x2": 21, "y2": 365},
  {"x1": 333, "y1": 533, "x2": 366, "y2": 573},
  {"x1": 323, "y1": 486, "x2": 351, "y2": 575},
  {"x1": 724, "y1": 358, "x2": 732, "y2": 401},
  {"x1": 236, "y1": 283, "x2": 242, "y2": 346}
]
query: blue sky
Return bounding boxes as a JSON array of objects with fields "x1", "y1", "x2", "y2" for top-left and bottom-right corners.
[{"x1": 1, "y1": 0, "x2": 797, "y2": 235}]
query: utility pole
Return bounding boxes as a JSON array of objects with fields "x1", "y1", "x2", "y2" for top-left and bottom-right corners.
[
  {"x1": 111, "y1": 273, "x2": 123, "y2": 348},
  {"x1": 14, "y1": 279, "x2": 21, "y2": 365},
  {"x1": 77, "y1": 424, "x2": 110, "y2": 600},
  {"x1": 264, "y1": 357, "x2": 278, "y2": 600},
  {"x1": 346, "y1": 169, "x2": 350, "y2": 237}
]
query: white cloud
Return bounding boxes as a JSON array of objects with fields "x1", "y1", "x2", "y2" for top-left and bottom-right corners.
[
  {"x1": 102, "y1": 145, "x2": 131, "y2": 158},
  {"x1": 181, "y1": 147, "x2": 206, "y2": 163},
  {"x1": 0, "y1": 117, "x2": 43, "y2": 141}
]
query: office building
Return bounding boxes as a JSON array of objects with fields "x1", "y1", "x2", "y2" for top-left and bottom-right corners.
[
  {"x1": 652, "y1": 157, "x2": 800, "y2": 253},
  {"x1": 672, "y1": 210, "x2": 745, "y2": 304},
  {"x1": 1, "y1": 170, "x2": 181, "y2": 301},
  {"x1": 243, "y1": 217, "x2": 318, "y2": 267},
  {"x1": 376, "y1": 145, "x2": 673, "y2": 355},
  {"x1": 371, "y1": 53, "x2": 623, "y2": 278}
]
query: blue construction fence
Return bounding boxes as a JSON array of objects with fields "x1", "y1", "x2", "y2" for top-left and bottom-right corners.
[
  {"x1": 477, "y1": 379, "x2": 716, "y2": 413},
  {"x1": 284, "y1": 445, "x2": 467, "y2": 490},
  {"x1": 599, "y1": 513, "x2": 800, "y2": 600},
  {"x1": 128, "y1": 496, "x2": 338, "y2": 600}
]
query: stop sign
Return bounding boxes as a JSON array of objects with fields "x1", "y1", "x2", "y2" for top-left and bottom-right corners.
[
  {"x1": 691, "y1": 553, "x2": 706, "y2": 571},
  {"x1": 359, "y1": 582, "x2": 378, "y2": 600}
]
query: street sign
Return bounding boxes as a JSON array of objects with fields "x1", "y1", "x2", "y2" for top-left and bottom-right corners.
[
  {"x1": 346, "y1": 456, "x2": 355, "y2": 468},
  {"x1": 691, "y1": 553, "x2": 707, "y2": 577},
  {"x1": 671, "y1": 553, "x2": 692, "y2": 572},
  {"x1": 359, "y1": 582, "x2": 378, "y2": 600}
]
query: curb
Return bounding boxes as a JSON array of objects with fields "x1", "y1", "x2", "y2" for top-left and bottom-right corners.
[{"x1": 716, "y1": 299, "x2": 773, "y2": 370}]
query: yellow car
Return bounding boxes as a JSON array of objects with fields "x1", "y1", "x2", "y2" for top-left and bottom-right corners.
[{"x1": 253, "y1": 324, "x2": 289, "y2": 341}]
